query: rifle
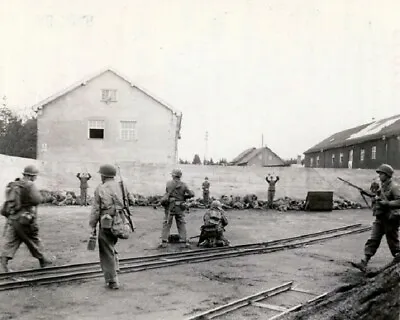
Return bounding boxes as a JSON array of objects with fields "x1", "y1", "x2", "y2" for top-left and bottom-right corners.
[
  {"x1": 337, "y1": 177, "x2": 371, "y2": 208},
  {"x1": 116, "y1": 164, "x2": 135, "y2": 232}
]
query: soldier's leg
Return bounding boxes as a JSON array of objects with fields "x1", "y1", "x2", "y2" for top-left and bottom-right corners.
[
  {"x1": 98, "y1": 229, "x2": 119, "y2": 288},
  {"x1": 12, "y1": 221, "x2": 50, "y2": 265},
  {"x1": 364, "y1": 219, "x2": 385, "y2": 259},
  {"x1": 268, "y1": 191, "x2": 273, "y2": 207},
  {"x1": 384, "y1": 220, "x2": 400, "y2": 257},
  {"x1": 161, "y1": 209, "x2": 173, "y2": 243},
  {"x1": 80, "y1": 188, "x2": 85, "y2": 206},
  {"x1": 1, "y1": 223, "x2": 22, "y2": 271},
  {"x1": 175, "y1": 213, "x2": 188, "y2": 244}
]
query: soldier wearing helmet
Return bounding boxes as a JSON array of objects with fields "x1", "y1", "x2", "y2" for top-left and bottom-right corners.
[
  {"x1": 352, "y1": 163, "x2": 400, "y2": 272},
  {"x1": 89, "y1": 164, "x2": 133, "y2": 289},
  {"x1": 159, "y1": 168, "x2": 194, "y2": 248},
  {"x1": 198, "y1": 200, "x2": 229, "y2": 248},
  {"x1": 1, "y1": 165, "x2": 53, "y2": 272},
  {"x1": 202, "y1": 177, "x2": 210, "y2": 206}
]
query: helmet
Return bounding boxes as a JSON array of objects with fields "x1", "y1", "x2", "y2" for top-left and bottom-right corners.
[
  {"x1": 376, "y1": 164, "x2": 394, "y2": 177},
  {"x1": 210, "y1": 200, "x2": 222, "y2": 209},
  {"x1": 205, "y1": 177, "x2": 208, "y2": 180},
  {"x1": 171, "y1": 169, "x2": 182, "y2": 178},
  {"x1": 22, "y1": 165, "x2": 39, "y2": 176},
  {"x1": 98, "y1": 164, "x2": 116, "y2": 177}
]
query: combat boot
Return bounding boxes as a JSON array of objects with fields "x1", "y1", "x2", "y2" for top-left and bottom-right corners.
[
  {"x1": 1, "y1": 256, "x2": 9, "y2": 273},
  {"x1": 39, "y1": 257, "x2": 53, "y2": 268},
  {"x1": 181, "y1": 241, "x2": 191, "y2": 249},
  {"x1": 108, "y1": 281, "x2": 119, "y2": 290},
  {"x1": 158, "y1": 241, "x2": 168, "y2": 249},
  {"x1": 351, "y1": 258, "x2": 369, "y2": 272}
]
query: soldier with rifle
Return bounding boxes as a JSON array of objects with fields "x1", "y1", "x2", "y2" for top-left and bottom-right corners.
[
  {"x1": 89, "y1": 164, "x2": 135, "y2": 289},
  {"x1": 159, "y1": 169, "x2": 194, "y2": 248},
  {"x1": 350, "y1": 164, "x2": 400, "y2": 272}
]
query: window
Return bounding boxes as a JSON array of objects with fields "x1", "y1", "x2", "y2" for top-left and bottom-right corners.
[
  {"x1": 360, "y1": 149, "x2": 365, "y2": 161},
  {"x1": 331, "y1": 154, "x2": 335, "y2": 166},
  {"x1": 339, "y1": 152, "x2": 344, "y2": 165},
  {"x1": 349, "y1": 149, "x2": 353, "y2": 162},
  {"x1": 371, "y1": 146, "x2": 376, "y2": 159},
  {"x1": 88, "y1": 120, "x2": 105, "y2": 139},
  {"x1": 310, "y1": 157, "x2": 314, "y2": 167},
  {"x1": 101, "y1": 89, "x2": 117, "y2": 102},
  {"x1": 316, "y1": 155, "x2": 320, "y2": 167},
  {"x1": 120, "y1": 121, "x2": 136, "y2": 140},
  {"x1": 41, "y1": 143, "x2": 47, "y2": 152}
]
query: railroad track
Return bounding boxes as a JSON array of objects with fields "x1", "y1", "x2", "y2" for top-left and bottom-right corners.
[
  {"x1": 185, "y1": 281, "x2": 329, "y2": 320},
  {"x1": 0, "y1": 223, "x2": 370, "y2": 291}
]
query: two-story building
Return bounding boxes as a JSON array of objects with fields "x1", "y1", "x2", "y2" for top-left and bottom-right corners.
[{"x1": 32, "y1": 68, "x2": 182, "y2": 165}]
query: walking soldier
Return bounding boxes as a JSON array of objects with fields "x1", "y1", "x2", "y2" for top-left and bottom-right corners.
[
  {"x1": 76, "y1": 172, "x2": 92, "y2": 206},
  {"x1": 159, "y1": 169, "x2": 194, "y2": 248},
  {"x1": 0, "y1": 165, "x2": 53, "y2": 272},
  {"x1": 351, "y1": 164, "x2": 400, "y2": 272},
  {"x1": 89, "y1": 164, "x2": 133, "y2": 289}
]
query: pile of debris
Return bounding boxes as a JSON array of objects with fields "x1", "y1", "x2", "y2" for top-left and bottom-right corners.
[
  {"x1": 39, "y1": 189, "x2": 363, "y2": 211},
  {"x1": 280, "y1": 262, "x2": 400, "y2": 320}
]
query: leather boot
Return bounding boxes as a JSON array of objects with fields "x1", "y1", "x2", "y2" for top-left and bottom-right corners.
[
  {"x1": 1, "y1": 256, "x2": 9, "y2": 273},
  {"x1": 39, "y1": 257, "x2": 53, "y2": 268},
  {"x1": 351, "y1": 258, "x2": 369, "y2": 272}
]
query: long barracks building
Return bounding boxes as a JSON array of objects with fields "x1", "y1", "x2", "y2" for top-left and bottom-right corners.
[{"x1": 303, "y1": 114, "x2": 400, "y2": 170}]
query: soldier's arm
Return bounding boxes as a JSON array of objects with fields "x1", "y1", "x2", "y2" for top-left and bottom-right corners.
[
  {"x1": 89, "y1": 188, "x2": 101, "y2": 228},
  {"x1": 275, "y1": 176, "x2": 280, "y2": 182},
  {"x1": 28, "y1": 183, "x2": 43, "y2": 205},
  {"x1": 265, "y1": 176, "x2": 270, "y2": 182},
  {"x1": 76, "y1": 173, "x2": 80, "y2": 179},
  {"x1": 389, "y1": 185, "x2": 400, "y2": 209},
  {"x1": 221, "y1": 213, "x2": 228, "y2": 226},
  {"x1": 87, "y1": 173, "x2": 92, "y2": 180}
]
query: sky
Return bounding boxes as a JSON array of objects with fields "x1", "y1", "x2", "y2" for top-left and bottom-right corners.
[{"x1": 1, "y1": 0, "x2": 400, "y2": 162}]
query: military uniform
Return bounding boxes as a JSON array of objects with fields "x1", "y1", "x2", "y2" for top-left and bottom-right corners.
[
  {"x1": 202, "y1": 178, "x2": 210, "y2": 205},
  {"x1": 352, "y1": 164, "x2": 400, "y2": 272},
  {"x1": 198, "y1": 200, "x2": 229, "y2": 247},
  {"x1": 89, "y1": 164, "x2": 129, "y2": 289},
  {"x1": 1, "y1": 166, "x2": 52, "y2": 272},
  {"x1": 77, "y1": 173, "x2": 91, "y2": 206},
  {"x1": 266, "y1": 175, "x2": 279, "y2": 208},
  {"x1": 160, "y1": 169, "x2": 194, "y2": 247}
]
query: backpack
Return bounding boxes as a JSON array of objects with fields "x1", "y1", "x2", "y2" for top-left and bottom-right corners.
[
  {"x1": 1, "y1": 180, "x2": 23, "y2": 218},
  {"x1": 204, "y1": 209, "x2": 222, "y2": 227}
]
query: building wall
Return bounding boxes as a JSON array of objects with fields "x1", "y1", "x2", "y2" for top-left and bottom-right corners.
[
  {"x1": 37, "y1": 71, "x2": 179, "y2": 164},
  {"x1": 304, "y1": 135, "x2": 400, "y2": 169}
]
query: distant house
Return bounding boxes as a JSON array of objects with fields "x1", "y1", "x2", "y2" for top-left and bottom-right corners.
[
  {"x1": 303, "y1": 114, "x2": 400, "y2": 169},
  {"x1": 32, "y1": 68, "x2": 182, "y2": 165},
  {"x1": 230, "y1": 147, "x2": 286, "y2": 167}
]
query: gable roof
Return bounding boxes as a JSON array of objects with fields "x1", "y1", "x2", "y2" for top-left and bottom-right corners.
[
  {"x1": 231, "y1": 146, "x2": 285, "y2": 165},
  {"x1": 31, "y1": 67, "x2": 182, "y2": 116},
  {"x1": 304, "y1": 114, "x2": 400, "y2": 154}
]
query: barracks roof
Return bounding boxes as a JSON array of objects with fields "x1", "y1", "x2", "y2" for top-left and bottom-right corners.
[{"x1": 304, "y1": 114, "x2": 400, "y2": 154}]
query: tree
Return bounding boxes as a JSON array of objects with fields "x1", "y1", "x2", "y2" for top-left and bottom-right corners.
[
  {"x1": 192, "y1": 154, "x2": 202, "y2": 165},
  {"x1": 209, "y1": 158, "x2": 214, "y2": 165},
  {"x1": 0, "y1": 98, "x2": 37, "y2": 159}
]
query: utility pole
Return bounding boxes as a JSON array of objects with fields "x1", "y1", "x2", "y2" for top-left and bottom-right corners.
[
  {"x1": 204, "y1": 131, "x2": 208, "y2": 164},
  {"x1": 261, "y1": 134, "x2": 264, "y2": 147}
]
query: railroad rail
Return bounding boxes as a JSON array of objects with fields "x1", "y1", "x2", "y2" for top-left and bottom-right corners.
[
  {"x1": 0, "y1": 224, "x2": 370, "y2": 291},
  {"x1": 185, "y1": 281, "x2": 329, "y2": 320}
]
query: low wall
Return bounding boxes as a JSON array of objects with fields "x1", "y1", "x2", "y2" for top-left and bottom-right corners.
[{"x1": 0, "y1": 154, "x2": 395, "y2": 205}]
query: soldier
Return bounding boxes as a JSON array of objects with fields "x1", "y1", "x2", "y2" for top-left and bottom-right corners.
[
  {"x1": 266, "y1": 174, "x2": 280, "y2": 208},
  {"x1": 202, "y1": 177, "x2": 210, "y2": 205},
  {"x1": 89, "y1": 164, "x2": 130, "y2": 289},
  {"x1": 77, "y1": 172, "x2": 92, "y2": 206},
  {"x1": 198, "y1": 200, "x2": 229, "y2": 247},
  {"x1": 159, "y1": 169, "x2": 194, "y2": 248},
  {"x1": 0, "y1": 165, "x2": 53, "y2": 272},
  {"x1": 351, "y1": 164, "x2": 400, "y2": 272}
]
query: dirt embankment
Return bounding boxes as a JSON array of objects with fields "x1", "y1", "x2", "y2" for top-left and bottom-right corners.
[{"x1": 282, "y1": 263, "x2": 400, "y2": 320}]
